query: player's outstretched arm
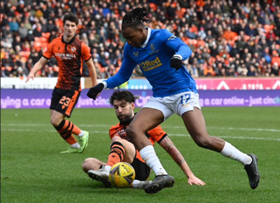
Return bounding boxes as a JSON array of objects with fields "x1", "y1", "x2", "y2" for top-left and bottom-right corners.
[
  {"x1": 87, "y1": 82, "x2": 106, "y2": 100},
  {"x1": 85, "y1": 58, "x2": 98, "y2": 87},
  {"x1": 25, "y1": 57, "x2": 48, "y2": 83},
  {"x1": 159, "y1": 136, "x2": 206, "y2": 186}
]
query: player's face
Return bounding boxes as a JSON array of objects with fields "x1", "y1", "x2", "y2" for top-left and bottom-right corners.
[
  {"x1": 122, "y1": 27, "x2": 146, "y2": 48},
  {"x1": 63, "y1": 20, "x2": 78, "y2": 38},
  {"x1": 113, "y1": 100, "x2": 135, "y2": 123}
]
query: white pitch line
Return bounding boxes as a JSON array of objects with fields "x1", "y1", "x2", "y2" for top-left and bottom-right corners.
[
  {"x1": 168, "y1": 133, "x2": 280, "y2": 141},
  {"x1": 2, "y1": 123, "x2": 280, "y2": 133},
  {"x1": 2, "y1": 123, "x2": 111, "y2": 127},
  {"x1": 163, "y1": 125, "x2": 280, "y2": 133},
  {"x1": 1, "y1": 128, "x2": 108, "y2": 134},
  {"x1": 207, "y1": 126, "x2": 280, "y2": 133},
  {"x1": 1, "y1": 128, "x2": 280, "y2": 141}
]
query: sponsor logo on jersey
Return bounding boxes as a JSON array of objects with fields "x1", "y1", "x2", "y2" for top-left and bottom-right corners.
[
  {"x1": 55, "y1": 53, "x2": 77, "y2": 60},
  {"x1": 133, "y1": 51, "x2": 139, "y2": 57},
  {"x1": 139, "y1": 57, "x2": 162, "y2": 71},
  {"x1": 150, "y1": 43, "x2": 156, "y2": 51},
  {"x1": 115, "y1": 129, "x2": 132, "y2": 142},
  {"x1": 168, "y1": 35, "x2": 177, "y2": 41},
  {"x1": 149, "y1": 43, "x2": 159, "y2": 55}
]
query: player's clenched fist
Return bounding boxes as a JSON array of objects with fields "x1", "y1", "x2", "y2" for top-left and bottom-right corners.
[
  {"x1": 170, "y1": 54, "x2": 182, "y2": 71},
  {"x1": 87, "y1": 83, "x2": 105, "y2": 100}
]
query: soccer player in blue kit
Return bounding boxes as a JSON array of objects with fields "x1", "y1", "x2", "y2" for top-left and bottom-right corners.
[{"x1": 87, "y1": 8, "x2": 260, "y2": 194}]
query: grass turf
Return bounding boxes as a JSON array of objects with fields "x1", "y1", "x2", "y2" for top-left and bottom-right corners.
[{"x1": 1, "y1": 107, "x2": 280, "y2": 203}]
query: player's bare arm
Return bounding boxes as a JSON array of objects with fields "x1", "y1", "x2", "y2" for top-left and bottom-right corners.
[
  {"x1": 25, "y1": 57, "x2": 48, "y2": 83},
  {"x1": 159, "y1": 136, "x2": 206, "y2": 186},
  {"x1": 85, "y1": 58, "x2": 98, "y2": 86}
]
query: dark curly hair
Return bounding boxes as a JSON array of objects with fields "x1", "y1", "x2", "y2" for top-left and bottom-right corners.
[
  {"x1": 122, "y1": 8, "x2": 150, "y2": 30},
  {"x1": 110, "y1": 90, "x2": 135, "y2": 105}
]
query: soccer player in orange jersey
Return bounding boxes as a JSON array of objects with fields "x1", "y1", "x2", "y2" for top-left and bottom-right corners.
[
  {"x1": 82, "y1": 90, "x2": 205, "y2": 189},
  {"x1": 26, "y1": 13, "x2": 97, "y2": 153}
]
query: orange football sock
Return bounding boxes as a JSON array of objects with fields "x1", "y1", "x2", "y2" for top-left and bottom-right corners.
[
  {"x1": 71, "y1": 123, "x2": 81, "y2": 135},
  {"x1": 107, "y1": 141, "x2": 125, "y2": 166},
  {"x1": 55, "y1": 119, "x2": 78, "y2": 145}
]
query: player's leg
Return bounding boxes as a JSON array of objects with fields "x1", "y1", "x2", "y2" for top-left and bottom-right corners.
[
  {"x1": 100, "y1": 136, "x2": 136, "y2": 173},
  {"x1": 50, "y1": 88, "x2": 89, "y2": 153},
  {"x1": 127, "y1": 108, "x2": 166, "y2": 175},
  {"x1": 179, "y1": 92, "x2": 260, "y2": 189},
  {"x1": 181, "y1": 108, "x2": 226, "y2": 151},
  {"x1": 82, "y1": 158, "x2": 106, "y2": 173},
  {"x1": 87, "y1": 137, "x2": 137, "y2": 187},
  {"x1": 83, "y1": 158, "x2": 112, "y2": 187},
  {"x1": 50, "y1": 110, "x2": 79, "y2": 149},
  {"x1": 126, "y1": 103, "x2": 175, "y2": 194},
  {"x1": 131, "y1": 154, "x2": 152, "y2": 189},
  {"x1": 109, "y1": 136, "x2": 136, "y2": 165}
]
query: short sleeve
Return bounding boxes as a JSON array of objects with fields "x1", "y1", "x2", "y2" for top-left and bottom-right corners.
[
  {"x1": 81, "y1": 42, "x2": 92, "y2": 61},
  {"x1": 43, "y1": 41, "x2": 55, "y2": 59},
  {"x1": 148, "y1": 125, "x2": 167, "y2": 142},
  {"x1": 109, "y1": 124, "x2": 121, "y2": 140}
]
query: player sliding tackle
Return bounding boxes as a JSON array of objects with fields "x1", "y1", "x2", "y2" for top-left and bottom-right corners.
[
  {"x1": 87, "y1": 8, "x2": 260, "y2": 194},
  {"x1": 83, "y1": 90, "x2": 205, "y2": 189}
]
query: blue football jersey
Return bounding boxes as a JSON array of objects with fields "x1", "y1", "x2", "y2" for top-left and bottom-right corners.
[{"x1": 105, "y1": 28, "x2": 197, "y2": 97}]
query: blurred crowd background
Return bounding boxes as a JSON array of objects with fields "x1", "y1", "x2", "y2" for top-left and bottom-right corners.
[{"x1": 1, "y1": 0, "x2": 280, "y2": 79}]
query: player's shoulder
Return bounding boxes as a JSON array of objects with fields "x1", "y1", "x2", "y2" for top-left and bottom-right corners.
[
  {"x1": 109, "y1": 123, "x2": 121, "y2": 132},
  {"x1": 151, "y1": 28, "x2": 173, "y2": 40},
  {"x1": 47, "y1": 37, "x2": 63, "y2": 48},
  {"x1": 151, "y1": 28, "x2": 172, "y2": 34},
  {"x1": 50, "y1": 36, "x2": 62, "y2": 44}
]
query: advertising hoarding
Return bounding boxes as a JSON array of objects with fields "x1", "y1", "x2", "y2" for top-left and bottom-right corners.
[{"x1": 1, "y1": 89, "x2": 279, "y2": 109}]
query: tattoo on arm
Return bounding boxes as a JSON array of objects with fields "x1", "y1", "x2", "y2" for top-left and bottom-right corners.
[{"x1": 160, "y1": 136, "x2": 186, "y2": 166}]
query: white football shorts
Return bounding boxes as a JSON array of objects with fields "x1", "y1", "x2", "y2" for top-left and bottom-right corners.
[{"x1": 143, "y1": 91, "x2": 201, "y2": 120}]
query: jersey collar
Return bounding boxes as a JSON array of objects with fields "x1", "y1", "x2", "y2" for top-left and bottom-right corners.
[
  {"x1": 140, "y1": 27, "x2": 151, "y2": 48},
  {"x1": 61, "y1": 34, "x2": 76, "y2": 44}
]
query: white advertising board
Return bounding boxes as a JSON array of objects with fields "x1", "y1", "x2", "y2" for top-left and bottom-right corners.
[{"x1": 1, "y1": 77, "x2": 85, "y2": 89}]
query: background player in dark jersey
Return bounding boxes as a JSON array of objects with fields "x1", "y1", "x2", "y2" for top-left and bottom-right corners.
[
  {"x1": 82, "y1": 90, "x2": 205, "y2": 189},
  {"x1": 87, "y1": 8, "x2": 260, "y2": 194},
  {"x1": 26, "y1": 13, "x2": 97, "y2": 153}
]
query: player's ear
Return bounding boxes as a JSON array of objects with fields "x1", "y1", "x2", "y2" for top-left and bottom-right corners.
[
  {"x1": 131, "y1": 102, "x2": 135, "y2": 109},
  {"x1": 137, "y1": 26, "x2": 144, "y2": 34}
]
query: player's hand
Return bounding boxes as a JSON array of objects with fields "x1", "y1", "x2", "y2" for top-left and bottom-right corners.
[
  {"x1": 170, "y1": 55, "x2": 182, "y2": 70},
  {"x1": 87, "y1": 83, "x2": 105, "y2": 100},
  {"x1": 25, "y1": 73, "x2": 35, "y2": 83},
  {"x1": 187, "y1": 175, "x2": 206, "y2": 186}
]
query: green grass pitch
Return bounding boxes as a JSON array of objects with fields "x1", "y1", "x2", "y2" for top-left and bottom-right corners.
[{"x1": 1, "y1": 107, "x2": 280, "y2": 203}]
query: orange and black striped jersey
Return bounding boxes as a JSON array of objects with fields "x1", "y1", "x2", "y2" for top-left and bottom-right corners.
[
  {"x1": 109, "y1": 122, "x2": 167, "y2": 162},
  {"x1": 43, "y1": 35, "x2": 92, "y2": 90}
]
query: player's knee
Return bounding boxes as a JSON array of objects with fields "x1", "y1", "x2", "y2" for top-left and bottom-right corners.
[
  {"x1": 50, "y1": 117, "x2": 60, "y2": 127},
  {"x1": 126, "y1": 126, "x2": 138, "y2": 140},
  {"x1": 50, "y1": 118, "x2": 55, "y2": 126},
  {"x1": 111, "y1": 136, "x2": 122, "y2": 143},
  {"x1": 82, "y1": 158, "x2": 91, "y2": 172},
  {"x1": 195, "y1": 136, "x2": 212, "y2": 148},
  {"x1": 82, "y1": 158, "x2": 99, "y2": 172}
]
